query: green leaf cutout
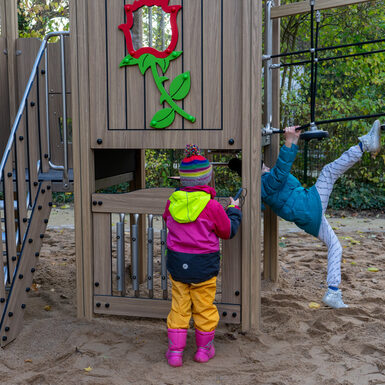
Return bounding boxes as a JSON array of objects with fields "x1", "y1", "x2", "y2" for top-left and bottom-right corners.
[
  {"x1": 138, "y1": 54, "x2": 156, "y2": 75},
  {"x1": 158, "y1": 51, "x2": 183, "y2": 73},
  {"x1": 169, "y1": 71, "x2": 191, "y2": 101},
  {"x1": 151, "y1": 108, "x2": 176, "y2": 129},
  {"x1": 119, "y1": 54, "x2": 140, "y2": 67}
]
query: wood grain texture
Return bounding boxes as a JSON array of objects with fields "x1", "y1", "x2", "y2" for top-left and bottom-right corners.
[
  {"x1": 4, "y1": 0, "x2": 18, "y2": 123},
  {"x1": 93, "y1": 213, "x2": 112, "y2": 295},
  {"x1": 263, "y1": 1, "x2": 280, "y2": 282},
  {"x1": 92, "y1": 188, "x2": 174, "y2": 215},
  {"x1": 0, "y1": 182, "x2": 52, "y2": 347},
  {"x1": 3, "y1": 156, "x2": 17, "y2": 280},
  {"x1": 241, "y1": 0, "x2": 262, "y2": 332},
  {"x1": 271, "y1": 0, "x2": 371, "y2": 19},
  {"x1": 94, "y1": 295, "x2": 241, "y2": 324},
  {"x1": 71, "y1": 0, "x2": 95, "y2": 320},
  {"x1": 0, "y1": 37, "x2": 10, "y2": 155}
]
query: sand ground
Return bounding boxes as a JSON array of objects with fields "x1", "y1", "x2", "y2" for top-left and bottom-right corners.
[{"x1": 0, "y1": 206, "x2": 385, "y2": 385}]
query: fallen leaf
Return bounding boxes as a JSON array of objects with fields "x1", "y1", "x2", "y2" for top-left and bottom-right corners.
[
  {"x1": 309, "y1": 302, "x2": 321, "y2": 309},
  {"x1": 84, "y1": 366, "x2": 92, "y2": 372},
  {"x1": 368, "y1": 267, "x2": 379, "y2": 272},
  {"x1": 25, "y1": 359, "x2": 32, "y2": 363},
  {"x1": 44, "y1": 305, "x2": 51, "y2": 311}
]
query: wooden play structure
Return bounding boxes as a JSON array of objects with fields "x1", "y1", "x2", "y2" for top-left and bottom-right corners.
[{"x1": 0, "y1": 0, "x2": 379, "y2": 347}]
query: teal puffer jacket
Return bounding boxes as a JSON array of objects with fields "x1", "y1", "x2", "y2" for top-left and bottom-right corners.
[{"x1": 261, "y1": 144, "x2": 322, "y2": 237}]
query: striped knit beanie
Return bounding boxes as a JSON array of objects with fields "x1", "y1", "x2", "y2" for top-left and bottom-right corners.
[{"x1": 179, "y1": 144, "x2": 213, "y2": 187}]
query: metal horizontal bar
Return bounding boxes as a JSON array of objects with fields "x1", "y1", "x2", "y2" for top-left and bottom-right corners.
[
  {"x1": 271, "y1": 0, "x2": 371, "y2": 19},
  {"x1": 318, "y1": 48, "x2": 385, "y2": 63},
  {"x1": 271, "y1": 48, "x2": 385, "y2": 69},
  {"x1": 267, "y1": 38, "x2": 385, "y2": 60},
  {"x1": 314, "y1": 113, "x2": 385, "y2": 127}
]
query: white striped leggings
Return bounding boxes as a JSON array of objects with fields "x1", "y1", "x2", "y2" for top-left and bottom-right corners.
[{"x1": 315, "y1": 145, "x2": 362, "y2": 287}]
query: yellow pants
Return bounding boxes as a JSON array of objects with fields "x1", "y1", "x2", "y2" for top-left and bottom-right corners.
[{"x1": 167, "y1": 275, "x2": 219, "y2": 332}]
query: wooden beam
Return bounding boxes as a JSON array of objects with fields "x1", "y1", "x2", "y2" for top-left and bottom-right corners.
[
  {"x1": 71, "y1": 0, "x2": 95, "y2": 320},
  {"x1": 271, "y1": 0, "x2": 372, "y2": 19},
  {"x1": 93, "y1": 296, "x2": 241, "y2": 324},
  {"x1": 241, "y1": 0, "x2": 262, "y2": 332},
  {"x1": 263, "y1": 1, "x2": 280, "y2": 282}
]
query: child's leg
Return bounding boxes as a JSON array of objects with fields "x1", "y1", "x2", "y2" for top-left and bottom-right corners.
[
  {"x1": 317, "y1": 216, "x2": 343, "y2": 287},
  {"x1": 317, "y1": 215, "x2": 347, "y2": 308},
  {"x1": 315, "y1": 145, "x2": 362, "y2": 213},
  {"x1": 167, "y1": 276, "x2": 192, "y2": 329},
  {"x1": 190, "y1": 276, "x2": 219, "y2": 332},
  {"x1": 190, "y1": 276, "x2": 218, "y2": 363}
]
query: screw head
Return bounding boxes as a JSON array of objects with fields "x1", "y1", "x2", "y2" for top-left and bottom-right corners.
[
  {"x1": 26, "y1": 287, "x2": 31, "y2": 292},
  {"x1": 97, "y1": 201, "x2": 103, "y2": 206},
  {"x1": 41, "y1": 189, "x2": 45, "y2": 194},
  {"x1": 92, "y1": 201, "x2": 97, "y2": 206},
  {"x1": 96, "y1": 302, "x2": 101, "y2": 307},
  {"x1": 44, "y1": 153, "x2": 49, "y2": 159},
  {"x1": 28, "y1": 239, "x2": 33, "y2": 243},
  {"x1": 232, "y1": 312, "x2": 237, "y2": 318},
  {"x1": 23, "y1": 218, "x2": 28, "y2": 223},
  {"x1": 228, "y1": 138, "x2": 235, "y2": 145},
  {"x1": 35, "y1": 252, "x2": 40, "y2": 257},
  {"x1": 4, "y1": 327, "x2": 9, "y2": 332},
  {"x1": 2, "y1": 336, "x2": 7, "y2": 341},
  {"x1": 105, "y1": 303, "x2": 110, "y2": 308},
  {"x1": 222, "y1": 311, "x2": 227, "y2": 317},
  {"x1": 40, "y1": 234, "x2": 44, "y2": 239},
  {"x1": 235, "y1": 290, "x2": 240, "y2": 296},
  {"x1": 7, "y1": 172, "x2": 12, "y2": 177},
  {"x1": 8, "y1": 312, "x2": 13, "y2": 317},
  {"x1": 11, "y1": 256, "x2": 16, "y2": 261},
  {"x1": 30, "y1": 101, "x2": 36, "y2": 107},
  {"x1": 21, "y1": 304, "x2": 26, "y2": 309},
  {"x1": 18, "y1": 274, "x2": 23, "y2": 279},
  {"x1": 33, "y1": 181, "x2": 38, "y2": 186},
  {"x1": 38, "y1": 205, "x2": 42, "y2": 210},
  {"x1": 95, "y1": 282, "x2": 99, "y2": 287},
  {"x1": 44, "y1": 219, "x2": 48, "y2": 224},
  {"x1": 41, "y1": 69, "x2": 46, "y2": 75},
  {"x1": 19, "y1": 136, "x2": 24, "y2": 141},
  {"x1": 0, "y1": 298, "x2": 5, "y2": 303},
  {"x1": 31, "y1": 268, "x2": 35, "y2": 273},
  {"x1": 97, "y1": 138, "x2": 103, "y2": 145}
]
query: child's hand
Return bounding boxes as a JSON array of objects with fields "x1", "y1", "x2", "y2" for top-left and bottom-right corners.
[
  {"x1": 230, "y1": 197, "x2": 240, "y2": 207},
  {"x1": 284, "y1": 126, "x2": 301, "y2": 146}
]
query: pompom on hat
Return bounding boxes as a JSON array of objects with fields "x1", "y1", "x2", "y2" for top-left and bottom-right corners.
[{"x1": 179, "y1": 144, "x2": 213, "y2": 187}]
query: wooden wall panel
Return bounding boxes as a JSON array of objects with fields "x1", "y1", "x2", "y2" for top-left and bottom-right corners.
[
  {"x1": 182, "y1": 0, "x2": 202, "y2": 129},
  {"x1": 108, "y1": 0, "x2": 127, "y2": 130},
  {"x1": 47, "y1": 37, "x2": 71, "y2": 94},
  {"x1": 0, "y1": 37, "x2": 10, "y2": 155},
  {"x1": 202, "y1": 0, "x2": 221, "y2": 130},
  {"x1": 88, "y1": 0, "x2": 108, "y2": 142},
  {"x1": 90, "y1": 0, "x2": 244, "y2": 149}
]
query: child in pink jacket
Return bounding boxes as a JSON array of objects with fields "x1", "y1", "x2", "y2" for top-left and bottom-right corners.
[{"x1": 163, "y1": 145, "x2": 242, "y2": 367}]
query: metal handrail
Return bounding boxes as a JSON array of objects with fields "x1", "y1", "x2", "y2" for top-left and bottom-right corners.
[{"x1": 0, "y1": 31, "x2": 70, "y2": 181}]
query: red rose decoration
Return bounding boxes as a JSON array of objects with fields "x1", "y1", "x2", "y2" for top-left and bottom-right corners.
[{"x1": 119, "y1": 0, "x2": 181, "y2": 59}]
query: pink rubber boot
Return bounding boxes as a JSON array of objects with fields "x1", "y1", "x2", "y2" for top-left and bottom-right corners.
[
  {"x1": 166, "y1": 329, "x2": 187, "y2": 367},
  {"x1": 194, "y1": 329, "x2": 215, "y2": 363}
]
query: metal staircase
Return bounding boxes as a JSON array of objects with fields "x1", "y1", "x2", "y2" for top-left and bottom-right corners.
[{"x1": 0, "y1": 31, "x2": 70, "y2": 347}]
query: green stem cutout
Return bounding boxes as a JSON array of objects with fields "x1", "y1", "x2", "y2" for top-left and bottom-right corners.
[{"x1": 120, "y1": 52, "x2": 196, "y2": 129}]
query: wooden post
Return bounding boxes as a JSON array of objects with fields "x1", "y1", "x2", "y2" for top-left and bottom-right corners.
[
  {"x1": 4, "y1": 0, "x2": 18, "y2": 122},
  {"x1": 70, "y1": 0, "x2": 95, "y2": 320},
  {"x1": 263, "y1": 0, "x2": 280, "y2": 282},
  {"x1": 241, "y1": 0, "x2": 262, "y2": 332}
]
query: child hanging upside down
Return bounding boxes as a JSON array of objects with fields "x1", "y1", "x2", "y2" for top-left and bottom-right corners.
[
  {"x1": 163, "y1": 145, "x2": 242, "y2": 367},
  {"x1": 261, "y1": 121, "x2": 382, "y2": 309}
]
